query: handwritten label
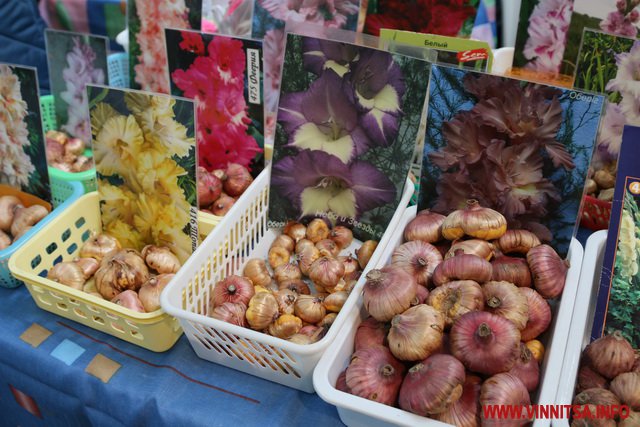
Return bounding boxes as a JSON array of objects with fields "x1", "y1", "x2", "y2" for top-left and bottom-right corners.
[
  {"x1": 247, "y1": 48, "x2": 261, "y2": 105},
  {"x1": 457, "y1": 49, "x2": 489, "y2": 63}
]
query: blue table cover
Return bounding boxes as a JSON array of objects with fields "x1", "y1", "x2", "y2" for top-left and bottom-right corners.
[{"x1": 0, "y1": 285, "x2": 344, "y2": 427}]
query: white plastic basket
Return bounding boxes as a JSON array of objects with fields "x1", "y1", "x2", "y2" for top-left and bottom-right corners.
[
  {"x1": 313, "y1": 205, "x2": 585, "y2": 427},
  {"x1": 161, "y1": 164, "x2": 414, "y2": 392},
  {"x1": 553, "y1": 230, "x2": 607, "y2": 427}
]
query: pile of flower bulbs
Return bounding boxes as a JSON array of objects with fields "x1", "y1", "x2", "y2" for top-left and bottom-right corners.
[
  {"x1": 207, "y1": 218, "x2": 379, "y2": 344},
  {"x1": 0, "y1": 195, "x2": 48, "y2": 249},
  {"x1": 47, "y1": 233, "x2": 181, "y2": 313},
  {"x1": 572, "y1": 332, "x2": 640, "y2": 426},
  {"x1": 585, "y1": 164, "x2": 617, "y2": 202},
  {"x1": 45, "y1": 130, "x2": 93, "y2": 173},
  {"x1": 336, "y1": 200, "x2": 569, "y2": 425},
  {"x1": 198, "y1": 164, "x2": 253, "y2": 216}
]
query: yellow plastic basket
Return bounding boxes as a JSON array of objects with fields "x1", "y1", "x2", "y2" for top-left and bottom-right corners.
[{"x1": 8, "y1": 192, "x2": 219, "y2": 352}]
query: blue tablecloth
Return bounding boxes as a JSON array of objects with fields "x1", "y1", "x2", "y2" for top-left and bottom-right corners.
[{"x1": 0, "y1": 285, "x2": 343, "y2": 427}]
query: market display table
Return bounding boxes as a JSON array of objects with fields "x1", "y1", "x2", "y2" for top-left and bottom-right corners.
[{"x1": 0, "y1": 286, "x2": 343, "y2": 427}]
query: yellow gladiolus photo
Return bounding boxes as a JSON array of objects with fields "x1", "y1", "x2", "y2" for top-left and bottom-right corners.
[{"x1": 88, "y1": 85, "x2": 198, "y2": 263}]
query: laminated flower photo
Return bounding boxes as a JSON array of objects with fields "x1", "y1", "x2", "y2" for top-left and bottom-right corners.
[
  {"x1": 510, "y1": 0, "x2": 574, "y2": 87},
  {"x1": 87, "y1": 86, "x2": 198, "y2": 263},
  {"x1": 202, "y1": 0, "x2": 252, "y2": 36},
  {"x1": 561, "y1": 0, "x2": 640, "y2": 79},
  {"x1": 592, "y1": 126, "x2": 640, "y2": 347},
  {"x1": 573, "y1": 29, "x2": 639, "y2": 184},
  {"x1": 419, "y1": 65, "x2": 604, "y2": 257},
  {"x1": 251, "y1": 0, "x2": 362, "y2": 132},
  {"x1": 0, "y1": 64, "x2": 51, "y2": 203},
  {"x1": 268, "y1": 34, "x2": 431, "y2": 242},
  {"x1": 363, "y1": 0, "x2": 479, "y2": 38},
  {"x1": 165, "y1": 29, "x2": 264, "y2": 175},
  {"x1": 128, "y1": 0, "x2": 202, "y2": 94},
  {"x1": 45, "y1": 30, "x2": 109, "y2": 142}
]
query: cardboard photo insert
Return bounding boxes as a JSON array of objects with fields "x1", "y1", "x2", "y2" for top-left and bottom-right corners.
[
  {"x1": 592, "y1": 125, "x2": 640, "y2": 347},
  {"x1": 0, "y1": 63, "x2": 51, "y2": 203},
  {"x1": 268, "y1": 33, "x2": 431, "y2": 242},
  {"x1": 573, "y1": 29, "x2": 639, "y2": 175},
  {"x1": 510, "y1": 0, "x2": 574, "y2": 87},
  {"x1": 45, "y1": 29, "x2": 109, "y2": 142},
  {"x1": 165, "y1": 28, "x2": 265, "y2": 176},
  {"x1": 563, "y1": 0, "x2": 640, "y2": 79},
  {"x1": 418, "y1": 65, "x2": 604, "y2": 258},
  {"x1": 87, "y1": 85, "x2": 198, "y2": 263},
  {"x1": 127, "y1": 0, "x2": 202, "y2": 93}
]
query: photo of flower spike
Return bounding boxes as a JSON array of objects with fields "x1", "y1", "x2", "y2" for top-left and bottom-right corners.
[
  {"x1": 573, "y1": 30, "x2": 640, "y2": 171},
  {"x1": 166, "y1": 29, "x2": 264, "y2": 175},
  {"x1": 0, "y1": 64, "x2": 51, "y2": 202},
  {"x1": 560, "y1": 0, "x2": 640, "y2": 78},
  {"x1": 88, "y1": 86, "x2": 198, "y2": 263},
  {"x1": 604, "y1": 186, "x2": 640, "y2": 347},
  {"x1": 363, "y1": 0, "x2": 478, "y2": 37},
  {"x1": 128, "y1": 0, "x2": 202, "y2": 93},
  {"x1": 45, "y1": 30, "x2": 109, "y2": 142},
  {"x1": 419, "y1": 65, "x2": 604, "y2": 257},
  {"x1": 512, "y1": 0, "x2": 573, "y2": 75},
  {"x1": 269, "y1": 33, "x2": 431, "y2": 242},
  {"x1": 251, "y1": 0, "x2": 361, "y2": 136}
]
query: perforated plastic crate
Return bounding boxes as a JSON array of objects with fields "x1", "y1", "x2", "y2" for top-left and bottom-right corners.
[
  {"x1": 161, "y1": 165, "x2": 414, "y2": 392},
  {"x1": 8, "y1": 192, "x2": 217, "y2": 350},
  {"x1": 0, "y1": 181, "x2": 83, "y2": 289},
  {"x1": 313, "y1": 206, "x2": 585, "y2": 427}
]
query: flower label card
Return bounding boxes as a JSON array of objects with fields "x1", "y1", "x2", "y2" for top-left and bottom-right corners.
[
  {"x1": 592, "y1": 125, "x2": 640, "y2": 347},
  {"x1": 165, "y1": 29, "x2": 264, "y2": 175},
  {"x1": 418, "y1": 65, "x2": 604, "y2": 257},
  {"x1": 268, "y1": 33, "x2": 431, "y2": 242},
  {"x1": 45, "y1": 29, "x2": 109, "y2": 142},
  {"x1": 0, "y1": 63, "x2": 52, "y2": 203},
  {"x1": 128, "y1": 0, "x2": 202, "y2": 94},
  {"x1": 510, "y1": 0, "x2": 575, "y2": 87},
  {"x1": 574, "y1": 29, "x2": 639, "y2": 174},
  {"x1": 87, "y1": 86, "x2": 198, "y2": 262},
  {"x1": 379, "y1": 29, "x2": 493, "y2": 72}
]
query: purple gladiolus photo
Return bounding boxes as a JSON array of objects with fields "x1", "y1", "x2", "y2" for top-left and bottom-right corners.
[{"x1": 269, "y1": 33, "x2": 431, "y2": 242}]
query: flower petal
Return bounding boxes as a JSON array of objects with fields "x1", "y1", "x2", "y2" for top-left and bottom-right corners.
[
  {"x1": 348, "y1": 159, "x2": 396, "y2": 213},
  {"x1": 301, "y1": 70, "x2": 358, "y2": 131},
  {"x1": 289, "y1": 123, "x2": 355, "y2": 163},
  {"x1": 278, "y1": 92, "x2": 307, "y2": 135},
  {"x1": 300, "y1": 186, "x2": 357, "y2": 219},
  {"x1": 544, "y1": 140, "x2": 575, "y2": 170},
  {"x1": 271, "y1": 155, "x2": 305, "y2": 210},
  {"x1": 302, "y1": 37, "x2": 358, "y2": 76},
  {"x1": 358, "y1": 107, "x2": 400, "y2": 147}
]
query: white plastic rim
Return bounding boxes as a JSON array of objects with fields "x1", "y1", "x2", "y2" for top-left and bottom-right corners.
[
  {"x1": 552, "y1": 230, "x2": 607, "y2": 427},
  {"x1": 491, "y1": 47, "x2": 515, "y2": 76},
  {"x1": 116, "y1": 29, "x2": 129, "y2": 52},
  {"x1": 313, "y1": 205, "x2": 585, "y2": 427}
]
